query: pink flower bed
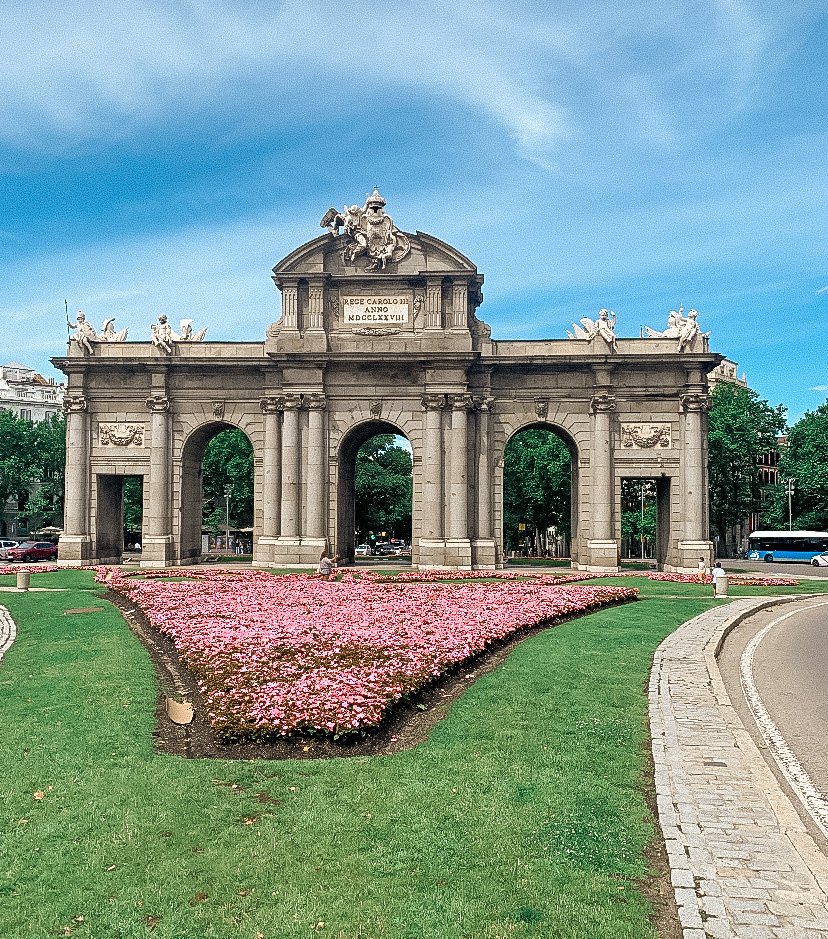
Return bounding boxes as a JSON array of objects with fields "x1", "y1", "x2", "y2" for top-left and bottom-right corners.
[
  {"x1": 97, "y1": 568, "x2": 636, "y2": 739},
  {"x1": 0, "y1": 564, "x2": 61, "y2": 575}
]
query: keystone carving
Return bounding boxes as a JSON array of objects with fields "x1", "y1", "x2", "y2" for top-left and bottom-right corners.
[
  {"x1": 212, "y1": 402, "x2": 225, "y2": 419},
  {"x1": 369, "y1": 400, "x2": 382, "y2": 418},
  {"x1": 535, "y1": 399, "x2": 549, "y2": 419}
]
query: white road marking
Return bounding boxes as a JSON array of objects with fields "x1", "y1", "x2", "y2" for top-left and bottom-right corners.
[{"x1": 739, "y1": 600, "x2": 828, "y2": 840}]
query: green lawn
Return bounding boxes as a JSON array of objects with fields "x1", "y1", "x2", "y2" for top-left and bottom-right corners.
[{"x1": 1, "y1": 571, "x2": 824, "y2": 939}]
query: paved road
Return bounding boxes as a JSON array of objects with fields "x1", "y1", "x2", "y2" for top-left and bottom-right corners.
[
  {"x1": 722, "y1": 557, "x2": 828, "y2": 578},
  {"x1": 718, "y1": 597, "x2": 828, "y2": 850}
]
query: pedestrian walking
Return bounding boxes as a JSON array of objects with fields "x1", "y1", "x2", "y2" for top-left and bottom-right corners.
[{"x1": 710, "y1": 561, "x2": 727, "y2": 596}]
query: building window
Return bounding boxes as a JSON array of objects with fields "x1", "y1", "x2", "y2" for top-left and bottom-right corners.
[{"x1": 19, "y1": 408, "x2": 32, "y2": 421}]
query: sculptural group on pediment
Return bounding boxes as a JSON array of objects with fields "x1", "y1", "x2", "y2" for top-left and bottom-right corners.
[
  {"x1": 320, "y1": 188, "x2": 411, "y2": 272},
  {"x1": 567, "y1": 308, "x2": 618, "y2": 352},
  {"x1": 150, "y1": 315, "x2": 208, "y2": 354},
  {"x1": 642, "y1": 305, "x2": 710, "y2": 352},
  {"x1": 68, "y1": 311, "x2": 129, "y2": 354}
]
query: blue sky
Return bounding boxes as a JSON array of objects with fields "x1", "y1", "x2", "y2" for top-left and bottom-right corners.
[{"x1": 2, "y1": 1, "x2": 826, "y2": 422}]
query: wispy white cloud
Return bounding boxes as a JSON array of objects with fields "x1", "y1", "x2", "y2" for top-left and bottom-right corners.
[
  {"x1": 816, "y1": 285, "x2": 828, "y2": 295},
  {"x1": 0, "y1": 1, "x2": 816, "y2": 168},
  {"x1": 811, "y1": 385, "x2": 828, "y2": 392}
]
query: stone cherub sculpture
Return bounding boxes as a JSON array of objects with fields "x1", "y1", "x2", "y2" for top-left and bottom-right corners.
[
  {"x1": 567, "y1": 308, "x2": 618, "y2": 352},
  {"x1": 320, "y1": 188, "x2": 411, "y2": 272},
  {"x1": 150, "y1": 315, "x2": 207, "y2": 354},
  {"x1": 69, "y1": 311, "x2": 128, "y2": 354},
  {"x1": 642, "y1": 305, "x2": 709, "y2": 352}
]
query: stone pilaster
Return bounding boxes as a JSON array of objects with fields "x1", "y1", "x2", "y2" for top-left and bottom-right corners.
[
  {"x1": 281, "y1": 285, "x2": 299, "y2": 331},
  {"x1": 57, "y1": 394, "x2": 92, "y2": 565},
  {"x1": 586, "y1": 390, "x2": 619, "y2": 570},
  {"x1": 141, "y1": 393, "x2": 174, "y2": 568},
  {"x1": 425, "y1": 280, "x2": 442, "y2": 330},
  {"x1": 420, "y1": 393, "x2": 446, "y2": 566},
  {"x1": 302, "y1": 394, "x2": 328, "y2": 553},
  {"x1": 451, "y1": 282, "x2": 468, "y2": 330},
  {"x1": 677, "y1": 390, "x2": 714, "y2": 570},
  {"x1": 254, "y1": 396, "x2": 282, "y2": 566},
  {"x1": 471, "y1": 396, "x2": 497, "y2": 568}
]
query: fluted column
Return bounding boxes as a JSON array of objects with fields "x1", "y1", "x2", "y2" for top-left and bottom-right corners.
[
  {"x1": 304, "y1": 394, "x2": 327, "y2": 540},
  {"x1": 448, "y1": 394, "x2": 472, "y2": 540},
  {"x1": 425, "y1": 279, "x2": 442, "y2": 330},
  {"x1": 421, "y1": 394, "x2": 445, "y2": 541},
  {"x1": 279, "y1": 394, "x2": 302, "y2": 539},
  {"x1": 589, "y1": 392, "x2": 616, "y2": 542},
  {"x1": 680, "y1": 391, "x2": 710, "y2": 543},
  {"x1": 58, "y1": 394, "x2": 92, "y2": 564},
  {"x1": 259, "y1": 396, "x2": 282, "y2": 543},
  {"x1": 142, "y1": 393, "x2": 174, "y2": 567}
]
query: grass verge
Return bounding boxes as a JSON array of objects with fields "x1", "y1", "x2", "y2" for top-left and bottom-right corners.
[{"x1": 1, "y1": 571, "x2": 824, "y2": 938}]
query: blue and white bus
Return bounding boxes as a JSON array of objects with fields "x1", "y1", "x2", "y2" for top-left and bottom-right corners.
[{"x1": 746, "y1": 530, "x2": 828, "y2": 563}]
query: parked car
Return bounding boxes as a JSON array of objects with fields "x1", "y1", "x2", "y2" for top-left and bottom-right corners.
[
  {"x1": 812, "y1": 552, "x2": 828, "y2": 567},
  {"x1": 354, "y1": 544, "x2": 370, "y2": 557},
  {"x1": 0, "y1": 539, "x2": 19, "y2": 559},
  {"x1": 6, "y1": 541, "x2": 59, "y2": 563}
]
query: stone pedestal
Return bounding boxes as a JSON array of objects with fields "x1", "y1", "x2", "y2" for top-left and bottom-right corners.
[
  {"x1": 584, "y1": 539, "x2": 620, "y2": 571},
  {"x1": 674, "y1": 540, "x2": 714, "y2": 573},
  {"x1": 471, "y1": 538, "x2": 497, "y2": 569},
  {"x1": 141, "y1": 535, "x2": 175, "y2": 569}
]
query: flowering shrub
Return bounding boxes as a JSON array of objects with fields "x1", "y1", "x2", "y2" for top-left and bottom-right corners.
[
  {"x1": 98, "y1": 568, "x2": 637, "y2": 739},
  {"x1": 0, "y1": 564, "x2": 61, "y2": 575}
]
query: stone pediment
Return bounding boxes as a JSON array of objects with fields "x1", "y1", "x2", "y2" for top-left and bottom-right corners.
[
  {"x1": 272, "y1": 230, "x2": 479, "y2": 278},
  {"x1": 268, "y1": 220, "x2": 488, "y2": 354}
]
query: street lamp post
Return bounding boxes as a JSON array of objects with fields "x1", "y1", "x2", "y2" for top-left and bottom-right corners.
[
  {"x1": 785, "y1": 478, "x2": 795, "y2": 531},
  {"x1": 224, "y1": 483, "x2": 232, "y2": 551}
]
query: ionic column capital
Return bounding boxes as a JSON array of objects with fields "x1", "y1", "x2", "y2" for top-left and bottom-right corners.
[
  {"x1": 303, "y1": 393, "x2": 327, "y2": 411},
  {"x1": 63, "y1": 394, "x2": 88, "y2": 414},
  {"x1": 590, "y1": 392, "x2": 617, "y2": 414},
  {"x1": 259, "y1": 396, "x2": 283, "y2": 414},
  {"x1": 421, "y1": 393, "x2": 446, "y2": 411},
  {"x1": 281, "y1": 393, "x2": 303, "y2": 411},
  {"x1": 145, "y1": 394, "x2": 170, "y2": 413},
  {"x1": 680, "y1": 392, "x2": 711, "y2": 413},
  {"x1": 472, "y1": 395, "x2": 494, "y2": 412},
  {"x1": 449, "y1": 393, "x2": 474, "y2": 411}
]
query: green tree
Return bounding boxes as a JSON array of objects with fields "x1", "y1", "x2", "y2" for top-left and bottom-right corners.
[
  {"x1": 354, "y1": 435, "x2": 412, "y2": 540},
  {"x1": 707, "y1": 383, "x2": 786, "y2": 544},
  {"x1": 620, "y1": 479, "x2": 657, "y2": 558},
  {"x1": 503, "y1": 429, "x2": 571, "y2": 552},
  {"x1": 202, "y1": 429, "x2": 254, "y2": 529},
  {"x1": 767, "y1": 400, "x2": 828, "y2": 530},
  {"x1": 0, "y1": 411, "x2": 66, "y2": 534}
]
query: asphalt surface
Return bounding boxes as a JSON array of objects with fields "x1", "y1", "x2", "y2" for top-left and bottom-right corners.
[
  {"x1": 718, "y1": 597, "x2": 828, "y2": 851},
  {"x1": 722, "y1": 557, "x2": 828, "y2": 578}
]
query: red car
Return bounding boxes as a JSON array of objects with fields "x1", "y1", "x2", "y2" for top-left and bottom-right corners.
[{"x1": 6, "y1": 541, "x2": 59, "y2": 562}]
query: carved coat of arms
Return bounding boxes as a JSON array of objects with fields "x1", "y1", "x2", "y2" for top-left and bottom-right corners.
[{"x1": 321, "y1": 188, "x2": 411, "y2": 272}]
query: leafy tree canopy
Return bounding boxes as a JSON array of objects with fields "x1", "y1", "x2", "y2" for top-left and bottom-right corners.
[
  {"x1": 771, "y1": 400, "x2": 828, "y2": 530},
  {"x1": 503, "y1": 429, "x2": 571, "y2": 550},
  {"x1": 707, "y1": 383, "x2": 786, "y2": 540},
  {"x1": 354, "y1": 435, "x2": 412, "y2": 539},
  {"x1": 0, "y1": 410, "x2": 66, "y2": 533},
  {"x1": 202, "y1": 429, "x2": 254, "y2": 529}
]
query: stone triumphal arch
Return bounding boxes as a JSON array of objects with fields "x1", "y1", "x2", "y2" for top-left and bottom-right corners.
[{"x1": 55, "y1": 190, "x2": 720, "y2": 571}]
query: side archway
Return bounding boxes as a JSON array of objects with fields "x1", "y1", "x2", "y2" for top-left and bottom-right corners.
[{"x1": 177, "y1": 421, "x2": 256, "y2": 563}]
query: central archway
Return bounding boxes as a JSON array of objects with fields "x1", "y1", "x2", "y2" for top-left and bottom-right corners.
[
  {"x1": 501, "y1": 422, "x2": 579, "y2": 565},
  {"x1": 336, "y1": 420, "x2": 412, "y2": 564}
]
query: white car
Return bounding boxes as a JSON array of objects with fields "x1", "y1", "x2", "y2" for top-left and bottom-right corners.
[
  {"x1": 0, "y1": 539, "x2": 19, "y2": 559},
  {"x1": 354, "y1": 544, "x2": 370, "y2": 557},
  {"x1": 811, "y1": 552, "x2": 828, "y2": 567}
]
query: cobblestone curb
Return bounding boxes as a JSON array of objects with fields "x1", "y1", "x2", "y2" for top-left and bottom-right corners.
[
  {"x1": 650, "y1": 597, "x2": 828, "y2": 938},
  {"x1": 0, "y1": 604, "x2": 17, "y2": 663}
]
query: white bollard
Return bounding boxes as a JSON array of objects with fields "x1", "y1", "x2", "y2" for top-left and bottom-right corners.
[
  {"x1": 714, "y1": 574, "x2": 728, "y2": 597},
  {"x1": 16, "y1": 570, "x2": 30, "y2": 592}
]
